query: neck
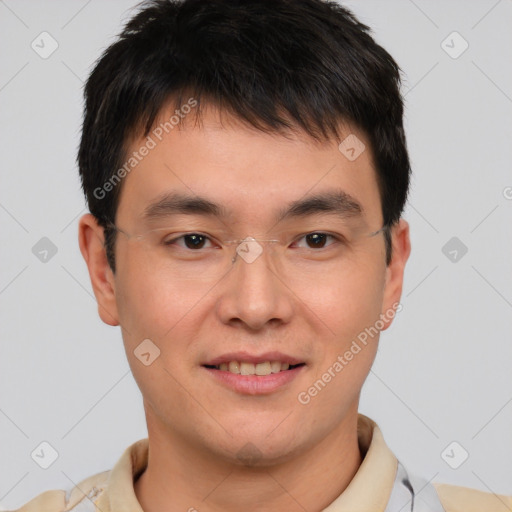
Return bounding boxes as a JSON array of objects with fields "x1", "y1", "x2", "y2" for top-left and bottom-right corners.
[{"x1": 134, "y1": 409, "x2": 363, "y2": 512}]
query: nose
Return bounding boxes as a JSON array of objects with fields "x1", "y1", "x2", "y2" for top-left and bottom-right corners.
[{"x1": 215, "y1": 242, "x2": 294, "y2": 331}]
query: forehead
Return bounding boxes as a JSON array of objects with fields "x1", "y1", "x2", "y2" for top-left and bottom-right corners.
[{"x1": 115, "y1": 104, "x2": 382, "y2": 227}]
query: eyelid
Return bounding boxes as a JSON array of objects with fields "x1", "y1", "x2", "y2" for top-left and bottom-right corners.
[
  {"x1": 157, "y1": 229, "x2": 348, "y2": 249},
  {"x1": 162, "y1": 232, "x2": 218, "y2": 248},
  {"x1": 291, "y1": 232, "x2": 341, "y2": 248}
]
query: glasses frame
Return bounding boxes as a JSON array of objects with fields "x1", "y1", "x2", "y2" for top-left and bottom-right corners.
[{"x1": 102, "y1": 220, "x2": 390, "y2": 265}]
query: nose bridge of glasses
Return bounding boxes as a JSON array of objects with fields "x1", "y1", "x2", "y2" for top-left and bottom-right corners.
[{"x1": 227, "y1": 236, "x2": 280, "y2": 265}]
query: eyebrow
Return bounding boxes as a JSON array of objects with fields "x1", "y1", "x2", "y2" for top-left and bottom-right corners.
[
  {"x1": 141, "y1": 190, "x2": 363, "y2": 223},
  {"x1": 141, "y1": 193, "x2": 227, "y2": 221},
  {"x1": 276, "y1": 190, "x2": 363, "y2": 222}
]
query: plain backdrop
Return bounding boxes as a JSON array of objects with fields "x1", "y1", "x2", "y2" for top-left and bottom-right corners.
[{"x1": 1, "y1": 0, "x2": 511, "y2": 509}]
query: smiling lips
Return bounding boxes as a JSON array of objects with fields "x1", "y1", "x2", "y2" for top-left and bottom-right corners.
[
  {"x1": 208, "y1": 360, "x2": 302, "y2": 376},
  {"x1": 203, "y1": 352, "x2": 306, "y2": 377}
]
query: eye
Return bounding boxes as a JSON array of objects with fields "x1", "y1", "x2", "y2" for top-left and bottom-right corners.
[
  {"x1": 293, "y1": 232, "x2": 338, "y2": 249},
  {"x1": 164, "y1": 233, "x2": 215, "y2": 250}
]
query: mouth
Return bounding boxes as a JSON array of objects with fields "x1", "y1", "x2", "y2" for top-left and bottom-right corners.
[
  {"x1": 203, "y1": 361, "x2": 306, "y2": 376},
  {"x1": 201, "y1": 352, "x2": 307, "y2": 394}
]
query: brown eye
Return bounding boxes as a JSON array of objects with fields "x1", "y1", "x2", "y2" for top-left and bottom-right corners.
[
  {"x1": 183, "y1": 234, "x2": 207, "y2": 249},
  {"x1": 305, "y1": 233, "x2": 328, "y2": 248},
  {"x1": 163, "y1": 233, "x2": 213, "y2": 250}
]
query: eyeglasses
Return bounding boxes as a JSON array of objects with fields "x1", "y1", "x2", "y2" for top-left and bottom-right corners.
[{"x1": 105, "y1": 221, "x2": 388, "y2": 282}]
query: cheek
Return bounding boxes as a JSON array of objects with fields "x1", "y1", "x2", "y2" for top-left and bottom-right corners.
[
  {"x1": 300, "y1": 259, "x2": 386, "y2": 343},
  {"x1": 299, "y1": 264, "x2": 386, "y2": 419},
  {"x1": 113, "y1": 258, "x2": 203, "y2": 413},
  {"x1": 114, "y1": 248, "x2": 209, "y2": 340}
]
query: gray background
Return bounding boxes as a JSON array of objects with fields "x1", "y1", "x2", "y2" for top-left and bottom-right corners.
[{"x1": 1, "y1": 0, "x2": 511, "y2": 509}]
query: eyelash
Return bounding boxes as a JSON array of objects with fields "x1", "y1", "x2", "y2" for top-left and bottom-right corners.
[{"x1": 163, "y1": 232, "x2": 343, "y2": 250}]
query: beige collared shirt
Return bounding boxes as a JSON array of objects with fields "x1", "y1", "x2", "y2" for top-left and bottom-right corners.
[{"x1": 9, "y1": 414, "x2": 512, "y2": 512}]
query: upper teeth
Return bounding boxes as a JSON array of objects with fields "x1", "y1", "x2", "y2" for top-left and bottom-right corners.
[{"x1": 217, "y1": 361, "x2": 291, "y2": 376}]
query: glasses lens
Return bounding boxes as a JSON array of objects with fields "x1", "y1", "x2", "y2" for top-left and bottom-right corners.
[{"x1": 118, "y1": 224, "x2": 384, "y2": 284}]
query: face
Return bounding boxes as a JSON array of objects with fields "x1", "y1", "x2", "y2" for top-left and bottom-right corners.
[{"x1": 80, "y1": 103, "x2": 410, "y2": 466}]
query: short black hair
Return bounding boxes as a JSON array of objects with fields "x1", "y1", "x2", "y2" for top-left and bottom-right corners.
[{"x1": 78, "y1": 0, "x2": 411, "y2": 272}]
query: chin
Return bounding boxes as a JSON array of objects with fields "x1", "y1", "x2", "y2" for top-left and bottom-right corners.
[{"x1": 203, "y1": 426, "x2": 308, "y2": 468}]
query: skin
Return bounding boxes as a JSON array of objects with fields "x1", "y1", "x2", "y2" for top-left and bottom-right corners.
[{"x1": 79, "y1": 103, "x2": 411, "y2": 512}]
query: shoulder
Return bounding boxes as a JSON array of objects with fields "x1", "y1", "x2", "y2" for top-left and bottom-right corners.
[
  {"x1": 6, "y1": 470, "x2": 110, "y2": 512},
  {"x1": 434, "y1": 482, "x2": 512, "y2": 512}
]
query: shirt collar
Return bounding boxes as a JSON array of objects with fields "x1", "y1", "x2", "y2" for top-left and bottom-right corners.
[{"x1": 323, "y1": 414, "x2": 398, "y2": 511}]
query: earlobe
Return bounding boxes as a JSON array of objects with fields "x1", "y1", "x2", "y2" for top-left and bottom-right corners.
[
  {"x1": 380, "y1": 219, "x2": 411, "y2": 331},
  {"x1": 78, "y1": 213, "x2": 120, "y2": 326}
]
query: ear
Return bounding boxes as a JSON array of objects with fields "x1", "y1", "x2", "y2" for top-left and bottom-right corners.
[
  {"x1": 380, "y1": 219, "x2": 411, "y2": 330},
  {"x1": 78, "y1": 213, "x2": 120, "y2": 326}
]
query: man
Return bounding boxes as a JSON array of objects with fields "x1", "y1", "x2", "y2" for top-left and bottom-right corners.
[{"x1": 11, "y1": 0, "x2": 512, "y2": 510}]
